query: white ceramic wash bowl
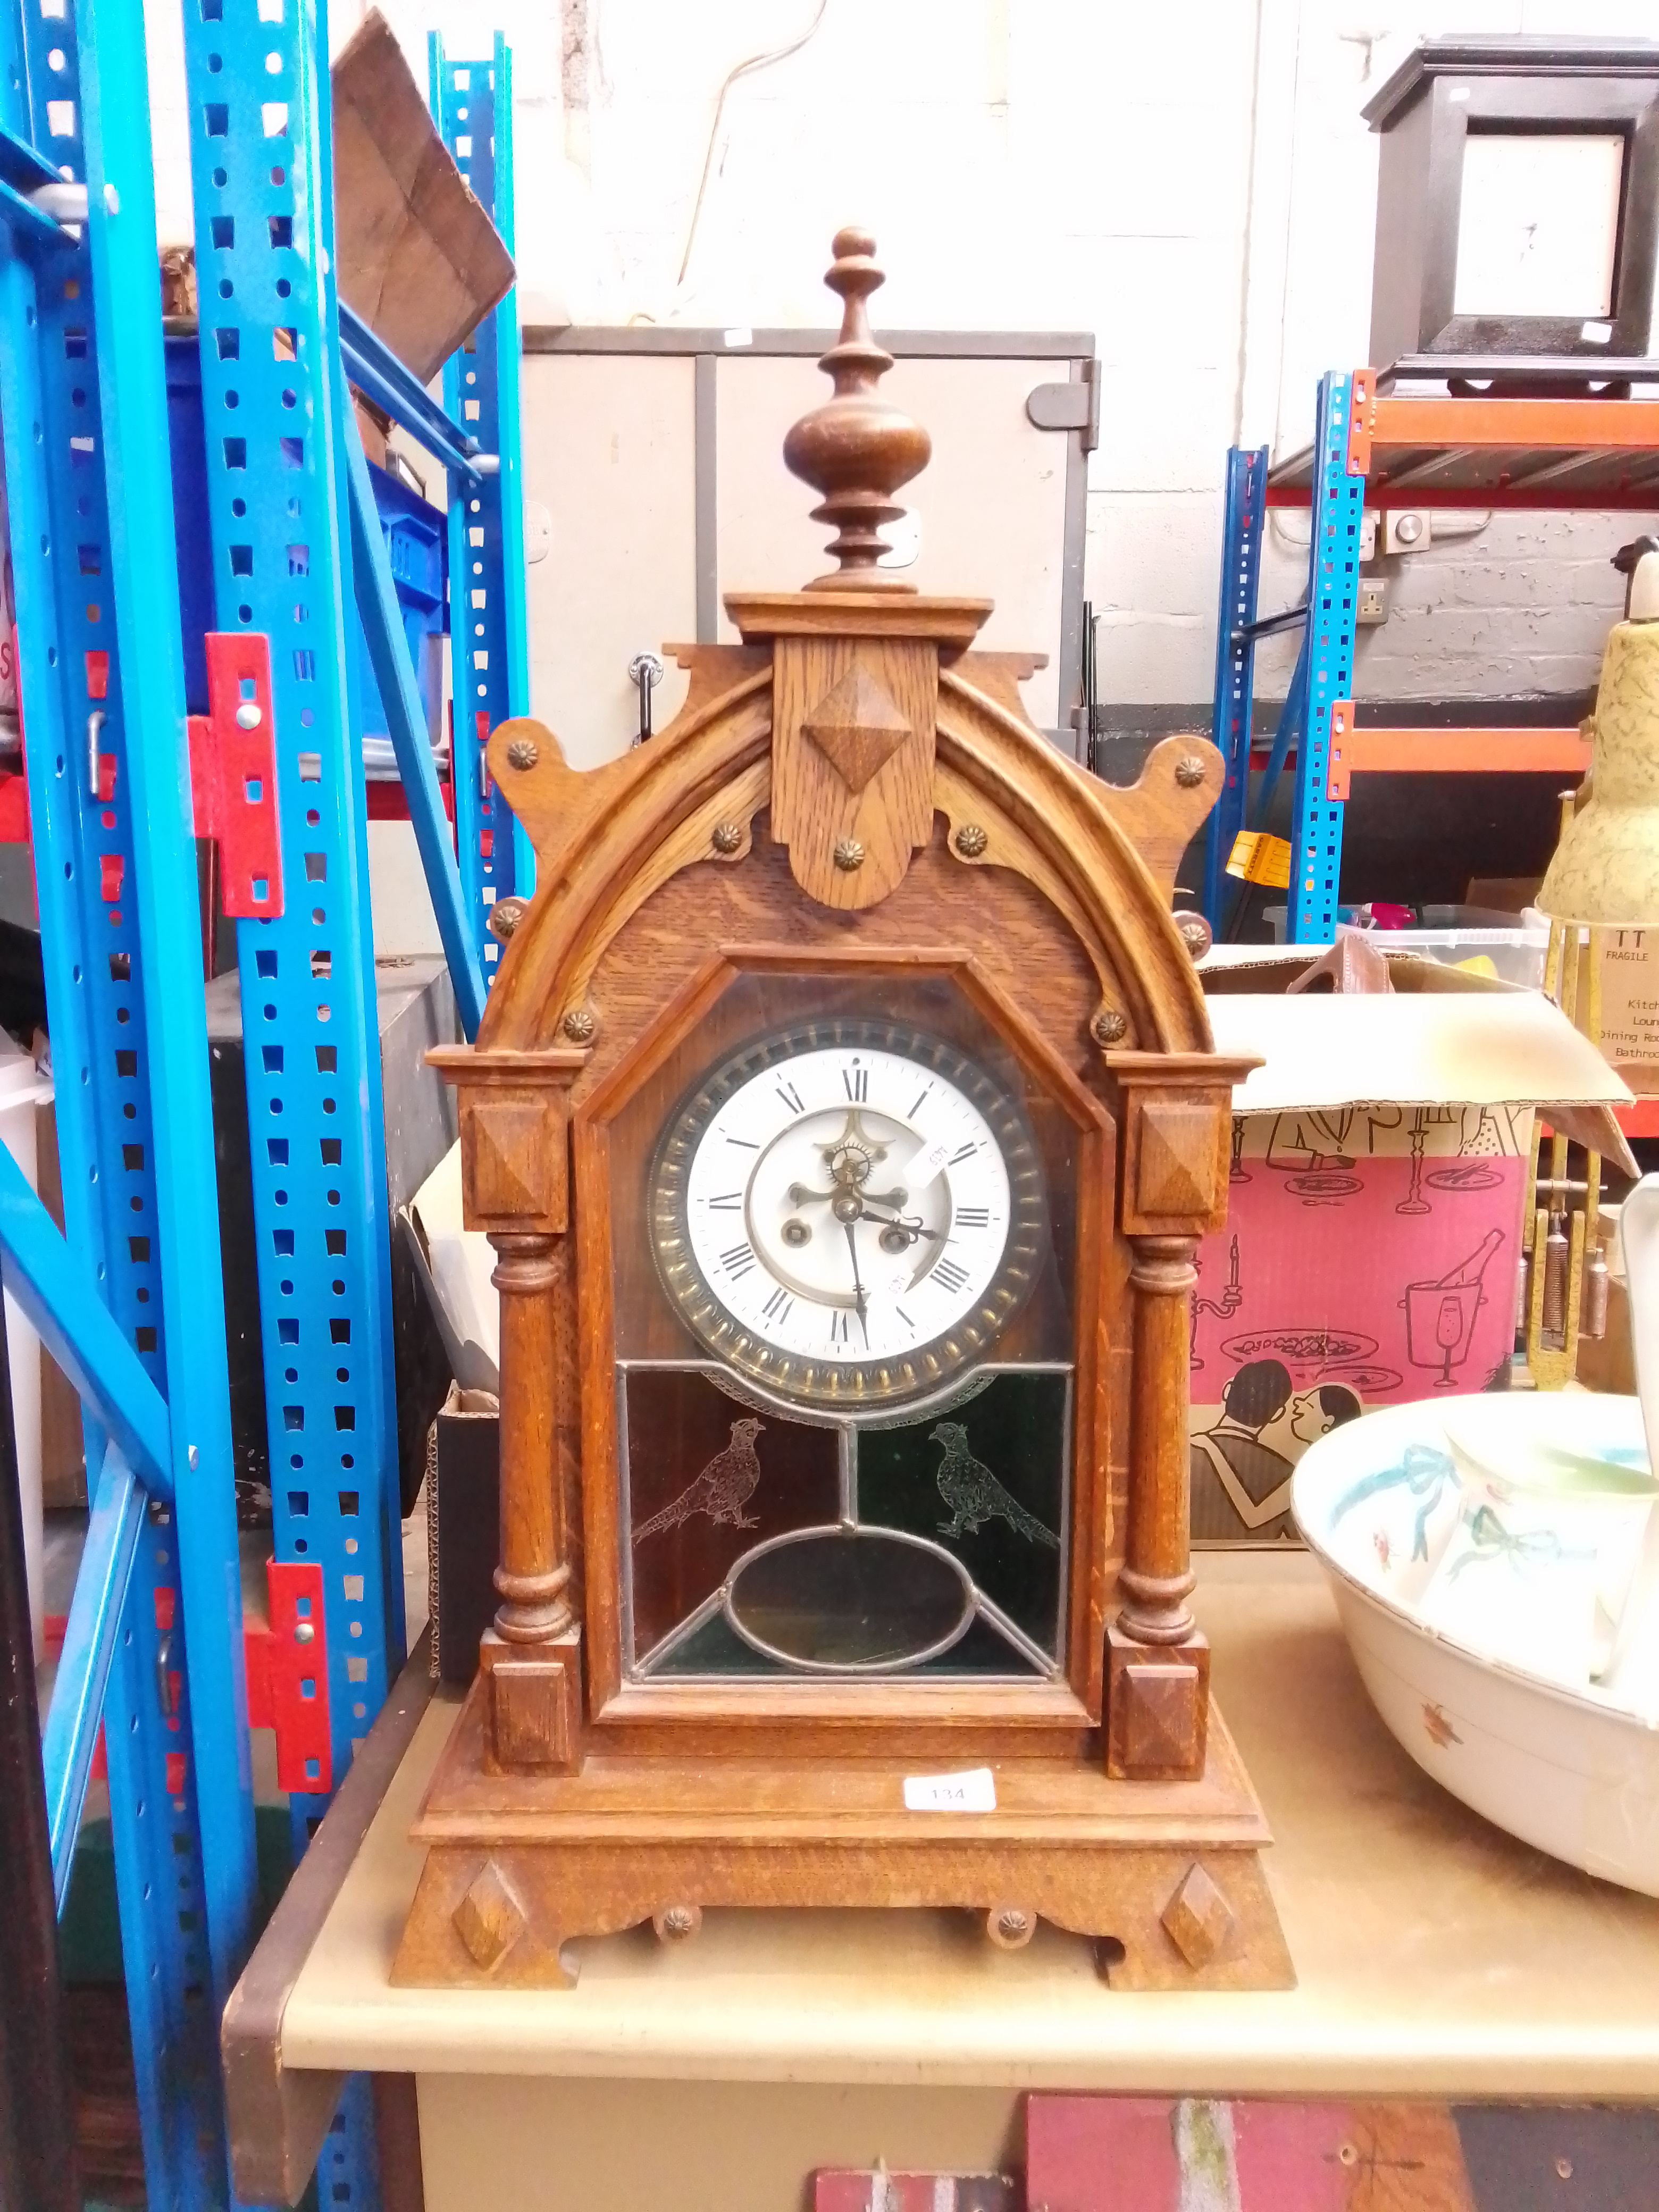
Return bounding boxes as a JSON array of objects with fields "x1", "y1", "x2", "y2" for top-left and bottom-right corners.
[{"x1": 1292, "y1": 1396, "x2": 1659, "y2": 1897}]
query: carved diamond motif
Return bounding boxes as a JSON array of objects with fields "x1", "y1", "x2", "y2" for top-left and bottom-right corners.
[
  {"x1": 1161, "y1": 1861, "x2": 1235, "y2": 1969},
  {"x1": 800, "y1": 664, "x2": 912, "y2": 792},
  {"x1": 1135, "y1": 1101, "x2": 1219, "y2": 1218},
  {"x1": 453, "y1": 1858, "x2": 527, "y2": 1971}
]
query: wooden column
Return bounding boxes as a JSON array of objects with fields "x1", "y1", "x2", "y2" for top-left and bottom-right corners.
[
  {"x1": 1102, "y1": 1060, "x2": 1256, "y2": 1782},
  {"x1": 1116, "y1": 1233, "x2": 1200, "y2": 1647},
  {"x1": 431, "y1": 1050, "x2": 590, "y2": 1776},
  {"x1": 488, "y1": 1233, "x2": 571, "y2": 1646}
]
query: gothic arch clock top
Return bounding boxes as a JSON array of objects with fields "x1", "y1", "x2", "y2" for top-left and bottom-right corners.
[{"x1": 398, "y1": 229, "x2": 1292, "y2": 1995}]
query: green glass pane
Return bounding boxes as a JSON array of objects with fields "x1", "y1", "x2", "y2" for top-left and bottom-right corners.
[
  {"x1": 648, "y1": 1607, "x2": 780, "y2": 1677},
  {"x1": 856, "y1": 1369, "x2": 1069, "y2": 1654},
  {"x1": 914, "y1": 1612, "x2": 1049, "y2": 1677}
]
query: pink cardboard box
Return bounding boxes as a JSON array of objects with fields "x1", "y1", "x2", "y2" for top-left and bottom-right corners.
[{"x1": 1189, "y1": 966, "x2": 1633, "y2": 1544}]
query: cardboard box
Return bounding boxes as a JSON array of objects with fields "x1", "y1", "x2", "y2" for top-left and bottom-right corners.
[
  {"x1": 426, "y1": 1383, "x2": 499, "y2": 1686},
  {"x1": 1189, "y1": 960, "x2": 1635, "y2": 1544},
  {"x1": 331, "y1": 9, "x2": 516, "y2": 385}
]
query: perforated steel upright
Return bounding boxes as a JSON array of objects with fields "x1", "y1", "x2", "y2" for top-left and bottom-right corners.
[
  {"x1": 430, "y1": 29, "x2": 533, "y2": 981},
  {"x1": 179, "y1": 0, "x2": 404, "y2": 1851},
  {"x1": 1286, "y1": 372, "x2": 1365, "y2": 943},
  {"x1": 1202, "y1": 444, "x2": 1268, "y2": 927},
  {"x1": 0, "y1": 0, "x2": 256, "y2": 2198}
]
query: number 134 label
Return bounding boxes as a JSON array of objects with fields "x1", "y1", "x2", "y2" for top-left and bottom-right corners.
[{"x1": 902, "y1": 1766, "x2": 997, "y2": 1813}]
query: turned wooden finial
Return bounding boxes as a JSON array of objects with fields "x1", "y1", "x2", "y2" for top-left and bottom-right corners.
[{"x1": 783, "y1": 227, "x2": 931, "y2": 593}]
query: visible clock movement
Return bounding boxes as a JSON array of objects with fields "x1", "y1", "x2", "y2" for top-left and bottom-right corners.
[{"x1": 399, "y1": 230, "x2": 1292, "y2": 1992}]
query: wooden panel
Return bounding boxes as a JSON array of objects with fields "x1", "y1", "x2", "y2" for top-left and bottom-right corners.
[{"x1": 771, "y1": 636, "x2": 936, "y2": 907}]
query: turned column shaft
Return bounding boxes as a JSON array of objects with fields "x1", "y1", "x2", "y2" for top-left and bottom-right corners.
[
  {"x1": 1117, "y1": 1233, "x2": 1199, "y2": 1646},
  {"x1": 489, "y1": 1232, "x2": 573, "y2": 1644}
]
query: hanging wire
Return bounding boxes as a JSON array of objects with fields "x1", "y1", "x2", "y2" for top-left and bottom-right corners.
[{"x1": 677, "y1": 0, "x2": 834, "y2": 287}]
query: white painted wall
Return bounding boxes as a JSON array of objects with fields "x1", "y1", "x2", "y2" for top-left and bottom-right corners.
[{"x1": 142, "y1": 0, "x2": 1659, "y2": 714}]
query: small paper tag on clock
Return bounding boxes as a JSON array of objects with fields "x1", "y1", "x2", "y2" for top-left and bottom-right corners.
[
  {"x1": 907, "y1": 1138, "x2": 951, "y2": 1191},
  {"x1": 902, "y1": 1766, "x2": 996, "y2": 1813}
]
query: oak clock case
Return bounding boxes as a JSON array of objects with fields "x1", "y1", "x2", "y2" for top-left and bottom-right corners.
[{"x1": 400, "y1": 227, "x2": 1291, "y2": 1995}]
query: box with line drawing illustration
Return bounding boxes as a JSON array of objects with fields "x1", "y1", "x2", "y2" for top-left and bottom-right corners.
[{"x1": 1189, "y1": 957, "x2": 1635, "y2": 1544}]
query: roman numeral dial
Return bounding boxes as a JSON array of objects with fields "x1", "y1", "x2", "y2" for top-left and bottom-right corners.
[{"x1": 650, "y1": 1017, "x2": 1048, "y2": 1410}]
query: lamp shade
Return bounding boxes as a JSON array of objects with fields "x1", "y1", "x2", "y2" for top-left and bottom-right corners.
[{"x1": 1538, "y1": 621, "x2": 1659, "y2": 927}]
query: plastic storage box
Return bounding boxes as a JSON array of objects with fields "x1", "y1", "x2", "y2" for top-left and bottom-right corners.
[{"x1": 1262, "y1": 906, "x2": 1550, "y2": 988}]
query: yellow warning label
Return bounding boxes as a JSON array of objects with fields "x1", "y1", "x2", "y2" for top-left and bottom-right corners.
[{"x1": 1225, "y1": 831, "x2": 1292, "y2": 889}]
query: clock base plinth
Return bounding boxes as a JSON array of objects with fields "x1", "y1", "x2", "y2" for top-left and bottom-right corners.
[{"x1": 392, "y1": 1678, "x2": 1294, "y2": 1992}]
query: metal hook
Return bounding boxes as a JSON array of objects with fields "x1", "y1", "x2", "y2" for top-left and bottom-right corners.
[{"x1": 628, "y1": 652, "x2": 664, "y2": 745}]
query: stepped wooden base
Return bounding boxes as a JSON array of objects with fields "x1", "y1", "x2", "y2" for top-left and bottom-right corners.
[{"x1": 392, "y1": 1680, "x2": 1294, "y2": 1991}]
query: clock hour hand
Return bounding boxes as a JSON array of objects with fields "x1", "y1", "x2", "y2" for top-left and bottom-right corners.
[
  {"x1": 858, "y1": 1206, "x2": 943, "y2": 1244},
  {"x1": 842, "y1": 1221, "x2": 870, "y2": 1346}
]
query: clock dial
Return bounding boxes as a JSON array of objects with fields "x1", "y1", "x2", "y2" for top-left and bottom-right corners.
[{"x1": 651, "y1": 1019, "x2": 1046, "y2": 1408}]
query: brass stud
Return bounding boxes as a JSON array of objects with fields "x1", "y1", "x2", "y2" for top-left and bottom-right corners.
[
  {"x1": 487, "y1": 895, "x2": 529, "y2": 944},
  {"x1": 1092, "y1": 1008, "x2": 1128, "y2": 1045},
  {"x1": 1174, "y1": 910, "x2": 1213, "y2": 961},
  {"x1": 985, "y1": 1903, "x2": 1036, "y2": 1949},
  {"x1": 1174, "y1": 754, "x2": 1206, "y2": 789},
  {"x1": 653, "y1": 1904, "x2": 702, "y2": 1944},
  {"x1": 711, "y1": 820, "x2": 744, "y2": 856},
  {"x1": 561, "y1": 1007, "x2": 596, "y2": 1044},
  {"x1": 505, "y1": 736, "x2": 540, "y2": 772},
  {"x1": 832, "y1": 837, "x2": 865, "y2": 872},
  {"x1": 953, "y1": 822, "x2": 989, "y2": 859}
]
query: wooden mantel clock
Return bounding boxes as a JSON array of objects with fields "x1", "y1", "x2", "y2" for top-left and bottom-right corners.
[{"x1": 400, "y1": 230, "x2": 1292, "y2": 1992}]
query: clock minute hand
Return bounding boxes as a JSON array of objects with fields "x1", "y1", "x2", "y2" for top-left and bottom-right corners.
[{"x1": 842, "y1": 1221, "x2": 870, "y2": 1346}]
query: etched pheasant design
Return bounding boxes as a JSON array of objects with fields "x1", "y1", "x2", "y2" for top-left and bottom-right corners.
[
  {"x1": 633, "y1": 1418, "x2": 765, "y2": 1543},
  {"x1": 929, "y1": 1421, "x2": 1058, "y2": 1548}
]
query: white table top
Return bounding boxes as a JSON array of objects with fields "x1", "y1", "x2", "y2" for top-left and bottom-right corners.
[{"x1": 280, "y1": 1552, "x2": 1659, "y2": 2094}]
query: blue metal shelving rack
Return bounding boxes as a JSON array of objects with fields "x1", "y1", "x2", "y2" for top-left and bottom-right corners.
[
  {"x1": 1204, "y1": 373, "x2": 1367, "y2": 943},
  {"x1": 1, "y1": 0, "x2": 529, "y2": 2197},
  {"x1": 0, "y1": 0, "x2": 256, "y2": 2198},
  {"x1": 1287, "y1": 373, "x2": 1366, "y2": 944},
  {"x1": 1202, "y1": 444, "x2": 1267, "y2": 925},
  {"x1": 430, "y1": 29, "x2": 534, "y2": 979},
  {"x1": 180, "y1": 0, "x2": 409, "y2": 1868}
]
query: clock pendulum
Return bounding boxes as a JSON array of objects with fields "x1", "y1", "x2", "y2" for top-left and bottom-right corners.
[{"x1": 399, "y1": 228, "x2": 1292, "y2": 1992}]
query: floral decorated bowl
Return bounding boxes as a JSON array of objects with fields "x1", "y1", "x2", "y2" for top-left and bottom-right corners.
[{"x1": 1292, "y1": 1394, "x2": 1659, "y2": 1896}]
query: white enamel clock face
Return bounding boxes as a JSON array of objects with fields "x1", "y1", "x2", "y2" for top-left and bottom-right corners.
[{"x1": 651, "y1": 1020, "x2": 1046, "y2": 1409}]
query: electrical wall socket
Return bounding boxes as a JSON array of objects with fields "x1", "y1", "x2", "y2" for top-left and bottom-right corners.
[
  {"x1": 1356, "y1": 579, "x2": 1389, "y2": 625},
  {"x1": 1359, "y1": 510, "x2": 1378, "y2": 561}
]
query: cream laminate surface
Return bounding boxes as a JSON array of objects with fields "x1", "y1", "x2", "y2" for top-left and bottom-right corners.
[{"x1": 281, "y1": 1553, "x2": 1659, "y2": 2095}]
